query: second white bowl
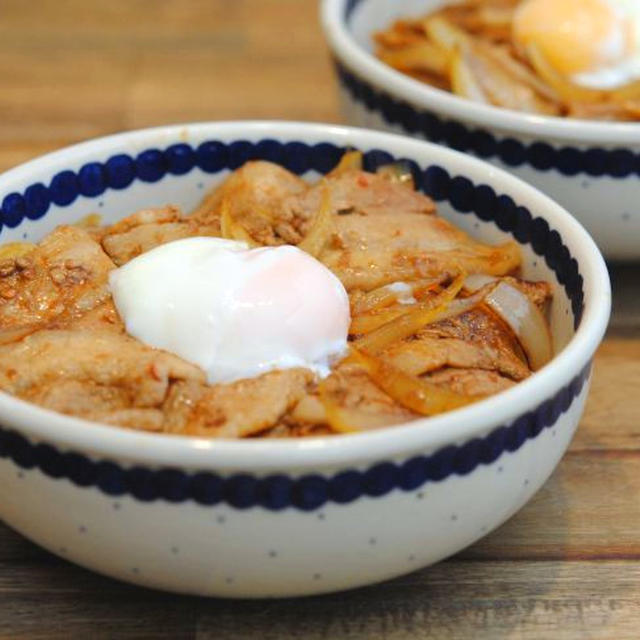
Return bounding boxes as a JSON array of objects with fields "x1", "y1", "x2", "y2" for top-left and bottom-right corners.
[{"x1": 322, "y1": 0, "x2": 640, "y2": 260}]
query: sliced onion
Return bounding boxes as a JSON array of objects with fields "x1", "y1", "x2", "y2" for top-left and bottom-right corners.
[
  {"x1": 327, "y1": 150, "x2": 363, "y2": 178},
  {"x1": 350, "y1": 349, "x2": 479, "y2": 417},
  {"x1": 352, "y1": 277, "x2": 443, "y2": 316},
  {"x1": 219, "y1": 198, "x2": 259, "y2": 247},
  {"x1": 350, "y1": 305, "x2": 413, "y2": 335},
  {"x1": 450, "y1": 45, "x2": 489, "y2": 104},
  {"x1": 318, "y1": 376, "x2": 406, "y2": 433},
  {"x1": 377, "y1": 41, "x2": 450, "y2": 76},
  {"x1": 298, "y1": 184, "x2": 333, "y2": 257},
  {"x1": 483, "y1": 281, "x2": 553, "y2": 371},
  {"x1": 290, "y1": 394, "x2": 327, "y2": 424},
  {"x1": 353, "y1": 273, "x2": 466, "y2": 354},
  {"x1": 464, "y1": 273, "x2": 496, "y2": 292},
  {"x1": 351, "y1": 283, "x2": 404, "y2": 316},
  {"x1": 350, "y1": 284, "x2": 489, "y2": 336},
  {"x1": 422, "y1": 16, "x2": 469, "y2": 53}
]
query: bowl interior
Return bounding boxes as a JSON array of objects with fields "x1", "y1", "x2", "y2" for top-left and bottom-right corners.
[
  {"x1": 0, "y1": 126, "x2": 576, "y2": 352},
  {"x1": 0, "y1": 122, "x2": 608, "y2": 467}
]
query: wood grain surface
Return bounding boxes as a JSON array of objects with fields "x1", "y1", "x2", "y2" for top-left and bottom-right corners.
[{"x1": 0, "y1": 1, "x2": 638, "y2": 638}]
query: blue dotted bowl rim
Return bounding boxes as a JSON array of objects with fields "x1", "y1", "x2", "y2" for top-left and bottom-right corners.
[
  {"x1": 0, "y1": 121, "x2": 610, "y2": 473},
  {"x1": 322, "y1": 0, "x2": 640, "y2": 146},
  {"x1": 333, "y1": 61, "x2": 640, "y2": 179}
]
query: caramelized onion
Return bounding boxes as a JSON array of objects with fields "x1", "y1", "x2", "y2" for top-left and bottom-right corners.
[
  {"x1": 297, "y1": 184, "x2": 333, "y2": 257},
  {"x1": 318, "y1": 376, "x2": 405, "y2": 433},
  {"x1": 351, "y1": 277, "x2": 443, "y2": 316},
  {"x1": 464, "y1": 273, "x2": 496, "y2": 292},
  {"x1": 351, "y1": 349, "x2": 479, "y2": 417},
  {"x1": 327, "y1": 150, "x2": 363, "y2": 177},
  {"x1": 353, "y1": 274, "x2": 466, "y2": 353},
  {"x1": 483, "y1": 281, "x2": 553, "y2": 371},
  {"x1": 219, "y1": 198, "x2": 259, "y2": 247},
  {"x1": 349, "y1": 306, "x2": 411, "y2": 335},
  {"x1": 451, "y1": 46, "x2": 489, "y2": 104}
]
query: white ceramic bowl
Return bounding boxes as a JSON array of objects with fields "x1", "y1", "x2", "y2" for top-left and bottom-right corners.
[
  {"x1": 0, "y1": 121, "x2": 609, "y2": 598},
  {"x1": 322, "y1": 0, "x2": 640, "y2": 260}
]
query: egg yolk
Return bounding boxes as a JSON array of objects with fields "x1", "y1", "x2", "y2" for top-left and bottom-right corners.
[{"x1": 513, "y1": 0, "x2": 634, "y2": 76}]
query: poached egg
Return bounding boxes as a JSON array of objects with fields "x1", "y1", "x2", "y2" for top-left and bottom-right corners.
[
  {"x1": 514, "y1": 0, "x2": 640, "y2": 89},
  {"x1": 109, "y1": 237, "x2": 350, "y2": 384}
]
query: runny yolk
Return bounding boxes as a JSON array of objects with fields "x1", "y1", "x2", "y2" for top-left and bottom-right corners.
[{"x1": 513, "y1": 0, "x2": 634, "y2": 76}]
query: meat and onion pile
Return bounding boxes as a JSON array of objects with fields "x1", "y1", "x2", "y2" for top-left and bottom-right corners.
[
  {"x1": 375, "y1": 0, "x2": 640, "y2": 121},
  {"x1": 0, "y1": 152, "x2": 553, "y2": 437}
]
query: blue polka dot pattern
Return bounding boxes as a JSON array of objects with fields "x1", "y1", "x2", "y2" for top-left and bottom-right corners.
[
  {"x1": 197, "y1": 141, "x2": 228, "y2": 173},
  {"x1": 24, "y1": 183, "x2": 50, "y2": 221},
  {"x1": 0, "y1": 134, "x2": 590, "y2": 511},
  {"x1": 166, "y1": 144, "x2": 195, "y2": 176},
  {"x1": 255, "y1": 139, "x2": 285, "y2": 165},
  {"x1": 292, "y1": 475, "x2": 328, "y2": 511},
  {"x1": 333, "y1": 60, "x2": 640, "y2": 179},
  {"x1": 136, "y1": 149, "x2": 167, "y2": 183},
  {"x1": 311, "y1": 142, "x2": 342, "y2": 173},
  {"x1": 78, "y1": 163, "x2": 106, "y2": 198},
  {"x1": 225, "y1": 474, "x2": 259, "y2": 509},
  {"x1": 227, "y1": 140, "x2": 255, "y2": 171},
  {"x1": 49, "y1": 171, "x2": 79, "y2": 207},
  {"x1": 106, "y1": 154, "x2": 135, "y2": 190},
  {"x1": 191, "y1": 472, "x2": 223, "y2": 505},
  {"x1": 1, "y1": 193, "x2": 26, "y2": 228},
  {"x1": 0, "y1": 362, "x2": 590, "y2": 510},
  {"x1": 283, "y1": 141, "x2": 312, "y2": 175},
  {"x1": 259, "y1": 475, "x2": 293, "y2": 511}
]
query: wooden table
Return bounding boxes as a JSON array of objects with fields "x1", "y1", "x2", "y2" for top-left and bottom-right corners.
[{"x1": 0, "y1": 2, "x2": 638, "y2": 638}]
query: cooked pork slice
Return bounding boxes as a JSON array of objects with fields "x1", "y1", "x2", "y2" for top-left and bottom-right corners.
[
  {"x1": 97, "y1": 206, "x2": 183, "y2": 237},
  {"x1": 102, "y1": 220, "x2": 222, "y2": 266},
  {"x1": 382, "y1": 334, "x2": 530, "y2": 381},
  {"x1": 424, "y1": 368, "x2": 516, "y2": 396},
  {"x1": 0, "y1": 226, "x2": 116, "y2": 343},
  {"x1": 191, "y1": 161, "x2": 308, "y2": 244},
  {"x1": 414, "y1": 306, "x2": 529, "y2": 380},
  {"x1": 162, "y1": 368, "x2": 313, "y2": 437},
  {"x1": 0, "y1": 329, "x2": 205, "y2": 408},
  {"x1": 320, "y1": 363, "x2": 418, "y2": 428},
  {"x1": 50, "y1": 300, "x2": 124, "y2": 332},
  {"x1": 281, "y1": 169, "x2": 436, "y2": 227},
  {"x1": 22, "y1": 379, "x2": 133, "y2": 415},
  {"x1": 100, "y1": 206, "x2": 222, "y2": 266},
  {"x1": 379, "y1": 276, "x2": 549, "y2": 382},
  {"x1": 321, "y1": 212, "x2": 520, "y2": 290},
  {"x1": 21, "y1": 380, "x2": 164, "y2": 430}
]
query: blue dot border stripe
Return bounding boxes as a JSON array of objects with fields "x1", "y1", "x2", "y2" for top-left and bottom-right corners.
[
  {"x1": 335, "y1": 61, "x2": 640, "y2": 179},
  {"x1": 0, "y1": 363, "x2": 591, "y2": 510},
  {"x1": 0, "y1": 136, "x2": 588, "y2": 510}
]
